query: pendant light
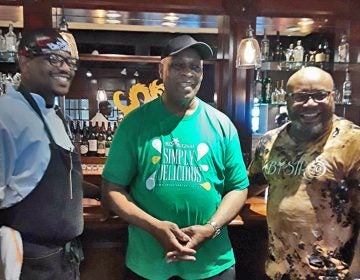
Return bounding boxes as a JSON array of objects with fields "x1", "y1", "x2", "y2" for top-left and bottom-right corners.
[
  {"x1": 236, "y1": 25, "x2": 261, "y2": 69},
  {"x1": 96, "y1": 89, "x2": 108, "y2": 102},
  {"x1": 59, "y1": 9, "x2": 79, "y2": 59}
]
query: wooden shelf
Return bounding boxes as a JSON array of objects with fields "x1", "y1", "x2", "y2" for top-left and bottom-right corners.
[
  {"x1": 79, "y1": 54, "x2": 161, "y2": 64},
  {"x1": 260, "y1": 61, "x2": 360, "y2": 72},
  {"x1": 79, "y1": 53, "x2": 218, "y2": 65}
]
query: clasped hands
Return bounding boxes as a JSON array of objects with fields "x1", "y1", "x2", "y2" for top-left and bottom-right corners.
[{"x1": 153, "y1": 221, "x2": 214, "y2": 264}]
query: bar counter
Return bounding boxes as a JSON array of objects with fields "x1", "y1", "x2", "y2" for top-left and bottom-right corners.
[
  {"x1": 80, "y1": 158, "x2": 268, "y2": 280},
  {"x1": 80, "y1": 196, "x2": 267, "y2": 280}
]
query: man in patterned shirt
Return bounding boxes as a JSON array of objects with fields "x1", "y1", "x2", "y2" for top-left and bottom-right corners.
[{"x1": 248, "y1": 66, "x2": 360, "y2": 280}]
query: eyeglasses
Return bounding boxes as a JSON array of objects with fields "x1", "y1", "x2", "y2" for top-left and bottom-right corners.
[
  {"x1": 287, "y1": 91, "x2": 331, "y2": 103},
  {"x1": 42, "y1": 53, "x2": 79, "y2": 71}
]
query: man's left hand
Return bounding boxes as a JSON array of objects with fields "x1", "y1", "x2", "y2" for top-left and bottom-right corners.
[{"x1": 165, "y1": 224, "x2": 213, "y2": 263}]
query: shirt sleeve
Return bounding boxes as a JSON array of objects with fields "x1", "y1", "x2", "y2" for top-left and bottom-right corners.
[
  {"x1": 247, "y1": 135, "x2": 269, "y2": 186},
  {"x1": 223, "y1": 124, "x2": 249, "y2": 192},
  {"x1": 102, "y1": 116, "x2": 138, "y2": 187},
  {"x1": 0, "y1": 120, "x2": 17, "y2": 207}
]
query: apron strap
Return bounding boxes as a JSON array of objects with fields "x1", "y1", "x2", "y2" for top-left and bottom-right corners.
[
  {"x1": 54, "y1": 105, "x2": 72, "y2": 138},
  {"x1": 17, "y1": 85, "x2": 56, "y2": 144}
]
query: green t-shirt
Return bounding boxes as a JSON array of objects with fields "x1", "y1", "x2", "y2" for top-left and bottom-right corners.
[{"x1": 103, "y1": 97, "x2": 249, "y2": 279}]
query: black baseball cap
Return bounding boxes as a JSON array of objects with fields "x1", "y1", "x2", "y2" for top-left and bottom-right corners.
[
  {"x1": 161, "y1": 35, "x2": 213, "y2": 60},
  {"x1": 18, "y1": 28, "x2": 71, "y2": 57}
]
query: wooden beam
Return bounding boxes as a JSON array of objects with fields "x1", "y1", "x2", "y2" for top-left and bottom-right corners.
[
  {"x1": 23, "y1": 0, "x2": 52, "y2": 30},
  {"x1": 51, "y1": 0, "x2": 226, "y2": 15},
  {"x1": 255, "y1": 0, "x2": 350, "y2": 18}
]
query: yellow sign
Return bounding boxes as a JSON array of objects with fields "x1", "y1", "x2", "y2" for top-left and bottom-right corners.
[{"x1": 113, "y1": 79, "x2": 164, "y2": 116}]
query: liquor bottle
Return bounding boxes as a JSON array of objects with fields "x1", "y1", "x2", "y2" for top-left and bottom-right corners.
[
  {"x1": 96, "y1": 121, "x2": 106, "y2": 157},
  {"x1": 285, "y1": 43, "x2": 294, "y2": 69},
  {"x1": 105, "y1": 122, "x2": 113, "y2": 157},
  {"x1": 0, "y1": 29, "x2": 6, "y2": 52},
  {"x1": 271, "y1": 81, "x2": 279, "y2": 104},
  {"x1": 338, "y1": 33, "x2": 349, "y2": 63},
  {"x1": 273, "y1": 31, "x2": 283, "y2": 62},
  {"x1": 5, "y1": 23, "x2": 17, "y2": 53},
  {"x1": 254, "y1": 70, "x2": 262, "y2": 103},
  {"x1": 260, "y1": 29, "x2": 270, "y2": 61},
  {"x1": 87, "y1": 122, "x2": 98, "y2": 157},
  {"x1": 278, "y1": 80, "x2": 286, "y2": 104},
  {"x1": 16, "y1": 32, "x2": 22, "y2": 52},
  {"x1": 293, "y1": 40, "x2": 304, "y2": 66},
  {"x1": 323, "y1": 40, "x2": 331, "y2": 63},
  {"x1": 80, "y1": 121, "x2": 89, "y2": 157},
  {"x1": 261, "y1": 71, "x2": 272, "y2": 104},
  {"x1": 315, "y1": 43, "x2": 325, "y2": 63},
  {"x1": 308, "y1": 49, "x2": 316, "y2": 64},
  {"x1": 342, "y1": 68, "x2": 352, "y2": 104}
]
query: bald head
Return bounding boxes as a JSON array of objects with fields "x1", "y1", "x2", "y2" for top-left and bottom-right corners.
[
  {"x1": 287, "y1": 66, "x2": 334, "y2": 93},
  {"x1": 286, "y1": 66, "x2": 335, "y2": 142}
]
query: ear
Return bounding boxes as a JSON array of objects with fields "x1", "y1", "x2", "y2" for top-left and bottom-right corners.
[{"x1": 17, "y1": 56, "x2": 31, "y2": 73}]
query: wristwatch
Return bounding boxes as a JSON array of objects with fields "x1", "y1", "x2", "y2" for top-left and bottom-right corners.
[{"x1": 206, "y1": 220, "x2": 221, "y2": 239}]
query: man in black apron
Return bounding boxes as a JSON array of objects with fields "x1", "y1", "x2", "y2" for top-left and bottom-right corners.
[{"x1": 0, "y1": 29, "x2": 84, "y2": 279}]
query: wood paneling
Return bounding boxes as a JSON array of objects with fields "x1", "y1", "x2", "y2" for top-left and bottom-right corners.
[
  {"x1": 255, "y1": 0, "x2": 350, "y2": 18},
  {"x1": 22, "y1": 0, "x2": 52, "y2": 30},
  {"x1": 51, "y1": 0, "x2": 225, "y2": 15}
]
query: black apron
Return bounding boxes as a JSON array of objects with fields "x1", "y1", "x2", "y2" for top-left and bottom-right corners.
[{"x1": 0, "y1": 89, "x2": 84, "y2": 279}]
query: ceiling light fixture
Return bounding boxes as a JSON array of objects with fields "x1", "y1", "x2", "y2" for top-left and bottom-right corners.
[
  {"x1": 163, "y1": 13, "x2": 179, "y2": 22},
  {"x1": 297, "y1": 18, "x2": 315, "y2": 26},
  {"x1": 236, "y1": 25, "x2": 261, "y2": 69},
  {"x1": 161, "y1": 21, "x2": 177, "y2": 27},
  {"x1": 121, "y1": 68, "x2": 127, "y2": 75},
  {"x1": 106, "y1": 19, "x2": 121, "y2": 24},
  {"x1": 85, "y1": 70, "x2": 93, "y2": 78},
  {"x1": 106, "y1": 10, "x2": 122, "y2": 18}
]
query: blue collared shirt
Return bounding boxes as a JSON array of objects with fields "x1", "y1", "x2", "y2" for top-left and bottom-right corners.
[{"x1": 0, "y1": 86, "x2": 74, "y2": 209}]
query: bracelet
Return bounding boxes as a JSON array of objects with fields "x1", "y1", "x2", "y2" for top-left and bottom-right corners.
[{"x1": 206, "y1": 221, "x2": 221, "y2": 239}]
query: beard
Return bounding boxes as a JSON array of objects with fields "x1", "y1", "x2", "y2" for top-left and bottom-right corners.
[
  {"x1": 288, "y1": 109, "x2": 333, "y2": 142},
  {"x1": 290, "y1": 120, "x2": 326, "y2": 141}
]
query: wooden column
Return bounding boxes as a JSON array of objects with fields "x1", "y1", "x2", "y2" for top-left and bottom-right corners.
[
  {"x1": 221, "y1": 0, "x2": 257, "y2": 163},
  {"x1": 22, "y1": 0, "x2": 52, "y2": 31}
]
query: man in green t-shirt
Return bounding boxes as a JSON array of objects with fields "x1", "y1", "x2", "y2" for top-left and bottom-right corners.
[{"x1": 102, "y1": 35, "x2": 249, "y2": 280}]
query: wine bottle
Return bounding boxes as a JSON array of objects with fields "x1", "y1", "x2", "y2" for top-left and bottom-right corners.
[
  {"x1": 80, "y1": 121, "x2": 89, "y2": 157},
  {"x1": 112, "y1": 122, "x2": 118, "y2": 136},
  {"x1": 74, "y1": 121, "x2": 82, "y2": 153},
  {"x1": 105, "y1": 122, "x2": 113, "y2": 157},
  {"x1": 87, "y1": 122, "x2": 98, "y2": 157},
  {"x1": 96, "y1": 121, "x2": 106, "y2": 157}
]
